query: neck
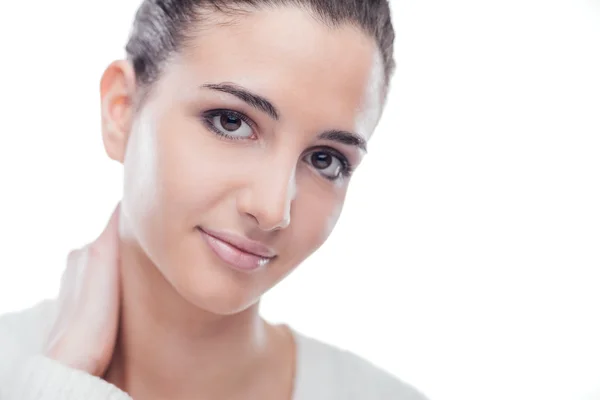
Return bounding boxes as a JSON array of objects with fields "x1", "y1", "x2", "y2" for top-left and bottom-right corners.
[{"x1": 104, "y1": 237, "x2": 286, "y2": 400}]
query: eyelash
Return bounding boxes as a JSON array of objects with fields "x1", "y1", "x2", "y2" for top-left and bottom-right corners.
[
  {"x1": 311, "y1": 147, "x2": 354, "y2": 181},
  {"x1": 201, "y1": 109, "x2": 256, "y2": 140},
  {"x1": 200, "y1": 109, "x2": 354, "y2": 181}
]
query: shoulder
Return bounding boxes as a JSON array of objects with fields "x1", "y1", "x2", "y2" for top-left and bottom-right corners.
[
  {"x1": 0, "y1": 300, "x2": 56, "y2": 372},
  {"x1": 293, "y1": 330, "x2": 428, "y2": 400},
  {"x1": 0, "y1": 301, "x2": 131, "y2": 400}
]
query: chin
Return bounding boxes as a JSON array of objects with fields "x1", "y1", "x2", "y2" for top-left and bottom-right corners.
[{"x1": 169, "y1": 262, "x2": 264, "y2": 316}]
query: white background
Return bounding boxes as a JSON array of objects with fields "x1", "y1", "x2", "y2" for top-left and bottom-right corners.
[{"x1": 1, "y1": 1, "x2": 599, "y2": 399}]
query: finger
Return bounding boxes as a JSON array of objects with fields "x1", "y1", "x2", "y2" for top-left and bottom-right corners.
[
  {"x1": 78, "y1": 204, "x2": 122, "y2": 317},
  {"x1": 56, "y1": 248, "x2": 87, "y2": 309},
  {"x1": 95, "y1": 203, "x2": 120, "y2": 244},
  {"x1": 57, "y1": 246, "x2": 94, "y2": 312},
  {"x1": 47, "y1": 248, "x2": 86, "y2": 347},
  {"x1": 69, "y1": 243, "x2": 120, "y2": 335},
  {"x1": 62, "y1": 249, "x2": 82, "y2": 286},
  {"x1": 89, "y1": 203, "x2": 121, "y2": 263}
]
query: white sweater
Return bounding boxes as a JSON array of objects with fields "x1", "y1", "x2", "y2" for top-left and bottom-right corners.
[{"x1": 0, "y1": 301, "x2": 427, "y2": 400}]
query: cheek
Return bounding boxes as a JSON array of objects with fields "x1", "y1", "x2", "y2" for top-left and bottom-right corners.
[
  {"x1": 292, "y1": 187, "x2": 345, "y2": 255},
  {"x1": 121, "y1": 124, "x2": 170, "y2": 270},
  {"x1": 122, "y1": 120, "x2": 160, "y2": 217},
  {"x1": 121, "y1": 120, "x2": 168, "y2": 263},
  {"x1": 322, "y1": 201, "x2": 343, "y2": 241},
  {"x1": 158, "y1": 123, "x2": 245, "y2": 217}
]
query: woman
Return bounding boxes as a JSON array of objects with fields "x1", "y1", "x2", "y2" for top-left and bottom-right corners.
[{"x1": 0, "y1": 1, "x2": 428, "y2": 399}]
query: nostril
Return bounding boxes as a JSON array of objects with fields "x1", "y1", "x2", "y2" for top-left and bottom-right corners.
[{"x1": 236, "y1": 173, "x2": 296, "y2": 232}]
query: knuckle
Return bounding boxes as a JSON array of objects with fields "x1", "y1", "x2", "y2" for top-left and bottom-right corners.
[
  {"x1": 66, "y1": 249, "x2": 79, "y2": 265},
  {"x1": 62, "y1": 249, "x2": 83, "y2": 283},
  {"x1": 87, "y1": 241, "x2": 112, "y2": 263}
]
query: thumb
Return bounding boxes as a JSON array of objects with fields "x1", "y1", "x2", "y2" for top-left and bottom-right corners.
[{"x1": 90, "y1": 203, "x2": 121, "y2": 260}]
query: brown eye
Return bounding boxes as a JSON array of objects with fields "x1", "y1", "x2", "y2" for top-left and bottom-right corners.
[
  {"x1": 220, "y1": 114, "x2": 242, "y2": 131},
  {"x1": 205, "y1": 110, "x2": 254, "y2": 139},
  {"x1": 304, "y1": 150, "x2": 348, "y2": 181},
  {"x1": 311, "y1": 152, "x2": 333, "y2": 170}
]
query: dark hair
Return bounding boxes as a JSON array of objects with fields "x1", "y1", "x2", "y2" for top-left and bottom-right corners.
[{"x1": 126, "y1": 0, "x2": 395, "y2": 98}]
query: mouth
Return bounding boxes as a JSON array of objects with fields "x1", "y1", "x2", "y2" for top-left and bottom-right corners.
[{"x1": 196, "y1": 227, "x2": 276, "y2": 272}]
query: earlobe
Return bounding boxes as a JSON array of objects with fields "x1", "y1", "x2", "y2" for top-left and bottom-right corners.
[{"x1": 100, "y1": 60, "x2": 136, "y2": 164}]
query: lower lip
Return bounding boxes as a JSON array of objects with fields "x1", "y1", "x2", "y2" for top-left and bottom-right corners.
[{"x1": 198, "y1": 229, "x2": 272, "y2": 272}]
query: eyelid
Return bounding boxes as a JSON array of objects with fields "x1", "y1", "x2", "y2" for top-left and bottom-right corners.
[
  {"x1": 203, "y1": 109, "x2": 258, "y2": 130},
  {"x1": 304, "y1": 146, "x2": 354, "y2": 180},
  {"x1": 308, "y1": 145, "x2": 352, "y2": 167}
]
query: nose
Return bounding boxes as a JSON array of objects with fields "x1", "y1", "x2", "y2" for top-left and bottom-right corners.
[{"x1": 236, "y1": 159, "x2": 297, "y2": 232}]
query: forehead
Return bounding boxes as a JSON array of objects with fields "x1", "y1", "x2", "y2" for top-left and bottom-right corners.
[{"x1": 164, "y1": 6, "x2": 385, "y2": 137}]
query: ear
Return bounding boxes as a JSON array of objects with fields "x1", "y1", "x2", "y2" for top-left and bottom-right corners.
[{"x1": 100, "y1": 60, "x2": 136, "y2": 163}]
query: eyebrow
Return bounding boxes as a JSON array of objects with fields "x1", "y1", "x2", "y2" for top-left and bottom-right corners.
[
  {"x1": 319, "y1": 130, "x2": 368, "y2": 153},
  {"x1": 201, "y1": 82, "x2": 280, "y2": 120},
  {"x1": 201, "y1": 82, "x2": 367, "y2": 153}
]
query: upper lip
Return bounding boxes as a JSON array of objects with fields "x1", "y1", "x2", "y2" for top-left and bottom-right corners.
[{"x1": 198, "y1": 227, "x2": 277, "y2": 259}]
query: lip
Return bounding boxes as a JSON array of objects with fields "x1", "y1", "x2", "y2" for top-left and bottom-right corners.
[{"x1": 197, "y1": 227, "x2": 277, "y2": 271}]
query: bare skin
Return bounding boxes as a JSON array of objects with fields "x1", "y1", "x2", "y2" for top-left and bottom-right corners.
[
  {"x1": 45, "y1": 6, "x2": 385, "y2": 400},
  {"x1": 44, "y1": 206, "x2": 121, "y2": 378}
]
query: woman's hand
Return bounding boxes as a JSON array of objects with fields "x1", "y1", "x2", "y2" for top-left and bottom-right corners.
[{"x1": 44, "y1": 205, "x2": 121, "y2": 377}]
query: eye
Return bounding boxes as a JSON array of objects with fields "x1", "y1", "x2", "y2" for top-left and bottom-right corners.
[
  {"x1": 202, "y1": 110, "x2": 255, "y2": 140},
  {"x1": 304, "y1": 148, "x2": 353, "y2": 181}
]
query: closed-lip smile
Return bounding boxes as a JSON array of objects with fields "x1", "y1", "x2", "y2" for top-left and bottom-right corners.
[{"x1": 197, "y1": 227, "x2": 277, "y2": 271}]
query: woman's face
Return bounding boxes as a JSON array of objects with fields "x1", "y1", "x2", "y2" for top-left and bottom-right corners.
[{"x1": 108, "y1": 6, "x2": 385, "y2": 315}]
